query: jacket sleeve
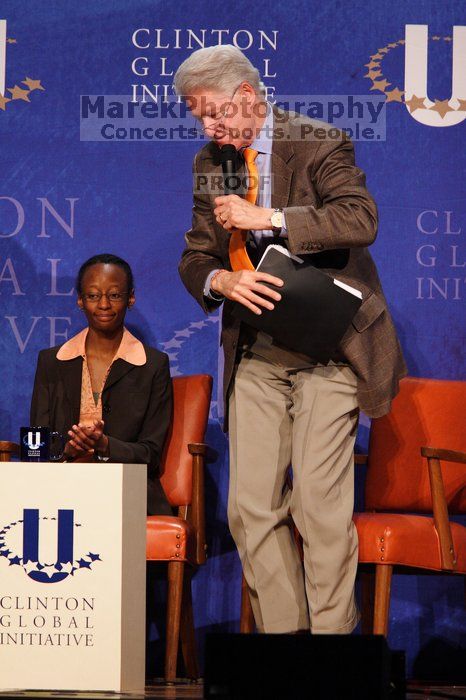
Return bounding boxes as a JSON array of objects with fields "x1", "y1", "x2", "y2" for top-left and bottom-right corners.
[
  {"x1": 30, "y1": 350, "x2": 51, "y2": 427},
  {"x1": 106, "y1": 353, "x2": 173, "y2": 475},
  {"x1": 178, "y1": 152, "x2": 226, "y2": 314},
  {"x1": 285, "y1": 136, "x2": 379, "y2": 255}
]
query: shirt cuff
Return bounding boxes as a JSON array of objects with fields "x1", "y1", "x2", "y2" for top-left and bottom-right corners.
[
  {"x1": 203, "y1": 269, "x2": 225, "y2": 301},
  {"x1": 280, "y1": 211, "x2": 288, "y2": 238}
]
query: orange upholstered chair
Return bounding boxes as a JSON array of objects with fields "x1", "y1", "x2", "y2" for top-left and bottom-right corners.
[
  {"x1": 146, "y1": 374, "x2": 212, "y2": 682},
  {"x1": 354, "y1": 376, "x2": 466, "y2": 635}
]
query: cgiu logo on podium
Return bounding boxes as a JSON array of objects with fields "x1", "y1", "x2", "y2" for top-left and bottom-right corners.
[
  {"x1": 0, "y1": 509, "x2": 101, "y2": 584},
  {"x1": 0, "y1": 462, "x2": 146, "y2": 692}
]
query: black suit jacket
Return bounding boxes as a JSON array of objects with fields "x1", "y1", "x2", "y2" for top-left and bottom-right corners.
[{"x1": 30, "y1": 343, "x2": 173, "y2": 516}]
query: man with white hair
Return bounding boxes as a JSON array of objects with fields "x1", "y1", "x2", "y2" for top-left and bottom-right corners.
[{"x1": 175, "y1": 45, "x2": 406, "y2": 635}]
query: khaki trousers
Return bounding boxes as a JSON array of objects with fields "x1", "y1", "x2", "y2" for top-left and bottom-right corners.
[{"x1": 228, "y1": 351, "x2": 360, "y2": 634}]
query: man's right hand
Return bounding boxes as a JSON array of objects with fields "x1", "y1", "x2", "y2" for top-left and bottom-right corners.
[{"x1": 211, "y1": 270, "x2": 283, "y2": 315}]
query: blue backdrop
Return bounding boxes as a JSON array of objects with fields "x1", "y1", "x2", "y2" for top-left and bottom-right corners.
[{"x1": 1, "y1": 0, "x2": 465, "y2": 679}]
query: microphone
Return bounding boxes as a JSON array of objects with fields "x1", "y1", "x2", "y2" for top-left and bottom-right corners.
[{"x1": 219, "y1": 144, "x2": 240, "y2": 195}]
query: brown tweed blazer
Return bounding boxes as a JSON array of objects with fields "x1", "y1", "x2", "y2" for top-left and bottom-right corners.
[{"x1": 179, "y1": 106, "x2": 407, "y2": 421}]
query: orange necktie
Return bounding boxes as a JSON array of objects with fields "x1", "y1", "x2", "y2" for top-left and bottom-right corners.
[{"x1": 228, "y1": 147, "x2": 258, "y2": 271}]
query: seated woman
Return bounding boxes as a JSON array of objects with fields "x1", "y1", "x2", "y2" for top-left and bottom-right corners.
[{"x1": 30, "y1": 253, "x2": 172, "y2": 515}]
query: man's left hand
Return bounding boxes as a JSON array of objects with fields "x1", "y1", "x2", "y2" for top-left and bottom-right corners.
[{"x1": 214, "y1": 195, "x2": 273, "y2": 231}]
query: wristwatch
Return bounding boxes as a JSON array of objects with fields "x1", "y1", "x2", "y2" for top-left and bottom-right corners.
[{"x1": 270, "y1": 208, "x2": 283, "y2": 235}]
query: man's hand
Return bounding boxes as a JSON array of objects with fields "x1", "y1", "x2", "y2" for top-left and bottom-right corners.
[
  {"x1": 214, "y1": 195, "x2": 274, "y2": 231},
  {"x1": 212, "y1": 269, "x2": 283, "y2": 315}
]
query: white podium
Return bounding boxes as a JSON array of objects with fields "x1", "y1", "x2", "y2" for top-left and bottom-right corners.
[{"x1": 0, "y1": 462, "x2": 147, "y2": 692}]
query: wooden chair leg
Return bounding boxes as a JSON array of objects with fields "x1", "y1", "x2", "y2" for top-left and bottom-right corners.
[
  {"x1": 180, "y1": 568, "x2": 200, "y2": 680},
  {"x1": 360, "y1": 569, "x2": 375, "y2": 635},
  {"x1": 240, "y1": 572, "x2": 255, "y2": 633},
  {"x1": 373, "y1": 564, "x2": 393, "y2": 636},
  {"x1": 165, "y1": 560, "x2": 184, "y2": 682}
]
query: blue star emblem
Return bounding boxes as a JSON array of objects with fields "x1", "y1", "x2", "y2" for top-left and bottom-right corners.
[
  {"x1": 9, "y1": 556, "x2": 21, "y2": 566},
  {"x1": 87, "y1": 552, "x2": 101, "y2": 561}
]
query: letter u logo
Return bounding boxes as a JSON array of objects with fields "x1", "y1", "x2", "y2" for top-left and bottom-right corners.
[
  {"x1": 27, "y1": 431, "x2": 41, "y2": 450},
  {"x1": 405, "y1": 24, "x2": 466, "y2": 127},
  {"x1": 22, "y1": 509, "x2": 74, "y2": 583}
]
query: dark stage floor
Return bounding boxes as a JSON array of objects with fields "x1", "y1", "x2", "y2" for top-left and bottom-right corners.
[{"x1": 0, "y1": 682, "x2": 466, "y2": 699}]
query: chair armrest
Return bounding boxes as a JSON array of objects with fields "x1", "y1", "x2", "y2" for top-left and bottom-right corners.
[
  {"x1": 0, "y1": 441, "x2": 20, "y2": 462},
  {"x1": 188, "y1": 442, "x2": 208, "y2": 566},
  {"x1": 421, "y1": 447, "x2": 457, "y2": 570},
  {"x1": 421, "y1": 446, "x2": 466, "y2": 464},
  {"x1": 354, "y1": 453, "x2": 368, "y2": 466}
]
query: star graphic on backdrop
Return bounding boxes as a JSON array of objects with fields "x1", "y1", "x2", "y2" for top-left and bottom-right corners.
[
  {"x1": 365, "y1": 69, "x2": 382, "y2": 80},
  {"x1": 370, "y1": 53, "x2": 383, "y2": 60},
  {"x1": 378, "y1": 47, "x2": 389, "y2": 54},
  {"x1": 9, "y1": 556, "x2": 21, "y2": 566},
  {"x1": 6, "y1": 38, "x2": 17, "y2": 44},
  {"x1": 457, "y1": 99, "x2": 466, "y2": 111},
  {"x1": 385, "y1": 87, "x2": 405, "y2": 103},
  {"x1": 432, "y1": 36, "x2": 441, "y2": 41},
  {"x1": 405, "y1": 95, "x2": 427, "y2": 113},
  {"x1": 365, "y1": 60, "x2": 381, "y2": 70},
  {"x1": 8, "y1": 85, "x2": 30, "y2": 102},
  {"x1": 443, "y1": 36, "x2": 452, "y2": 42},
  {"x1": 370, "y1": 79, "x2": 391, "y2": 92},
  {"x1": 173, "y1": 329, "x2": 193, "y2": 338},
  {"x1": 77, "y1": 558, "x2": 92, "y2": 569},
  {"x1": 87, "y1": 552, "x2": 101, "y2": 561},
  {"x1": 387, "y1": 42, "x2": 398, "y2": 49},
  {"x1": 189, "y1": 321, "x2": 206, "y2": 329},
  {"x1": 398, "y1": 39, "x2": 405, "y2": 44},
  {"x1": 162, "y1": 339, "x2": 183, "y2": 349},
  {"x1": 430, "y1": 99, "x2": 453, "y2": 118},
  {"x1": 22, "y1": 77, "x2": 45, "y2": 91}
]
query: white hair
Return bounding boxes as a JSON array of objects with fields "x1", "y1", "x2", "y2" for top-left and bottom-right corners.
[{"x1": 174, "y1": 44, "x2": 266, "y2": 97}]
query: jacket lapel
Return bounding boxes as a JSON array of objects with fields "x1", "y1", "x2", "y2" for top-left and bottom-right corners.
[
  {"x1": 271, "y1": 106, "x2": 294, "y2": 209},
  {"x1": 57, "y1": 357, "x2": 83, "y2": 424},
  {"x1": 103, "y1": 358, "x2": 135, "y2": 393}
]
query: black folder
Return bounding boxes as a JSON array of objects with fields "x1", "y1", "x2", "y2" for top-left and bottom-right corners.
[{"x1": 232, "y1": 246, "x2": 363, "y2": 363}]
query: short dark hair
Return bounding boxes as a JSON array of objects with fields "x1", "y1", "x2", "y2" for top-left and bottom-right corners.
[{"x1": 76, "y1": 254, "x2": 134, "y2": 294}]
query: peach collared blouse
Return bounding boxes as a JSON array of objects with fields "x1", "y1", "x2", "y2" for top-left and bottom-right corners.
[{"x1": 56, "y1": 327, "x2": 146, "y2": 428}]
